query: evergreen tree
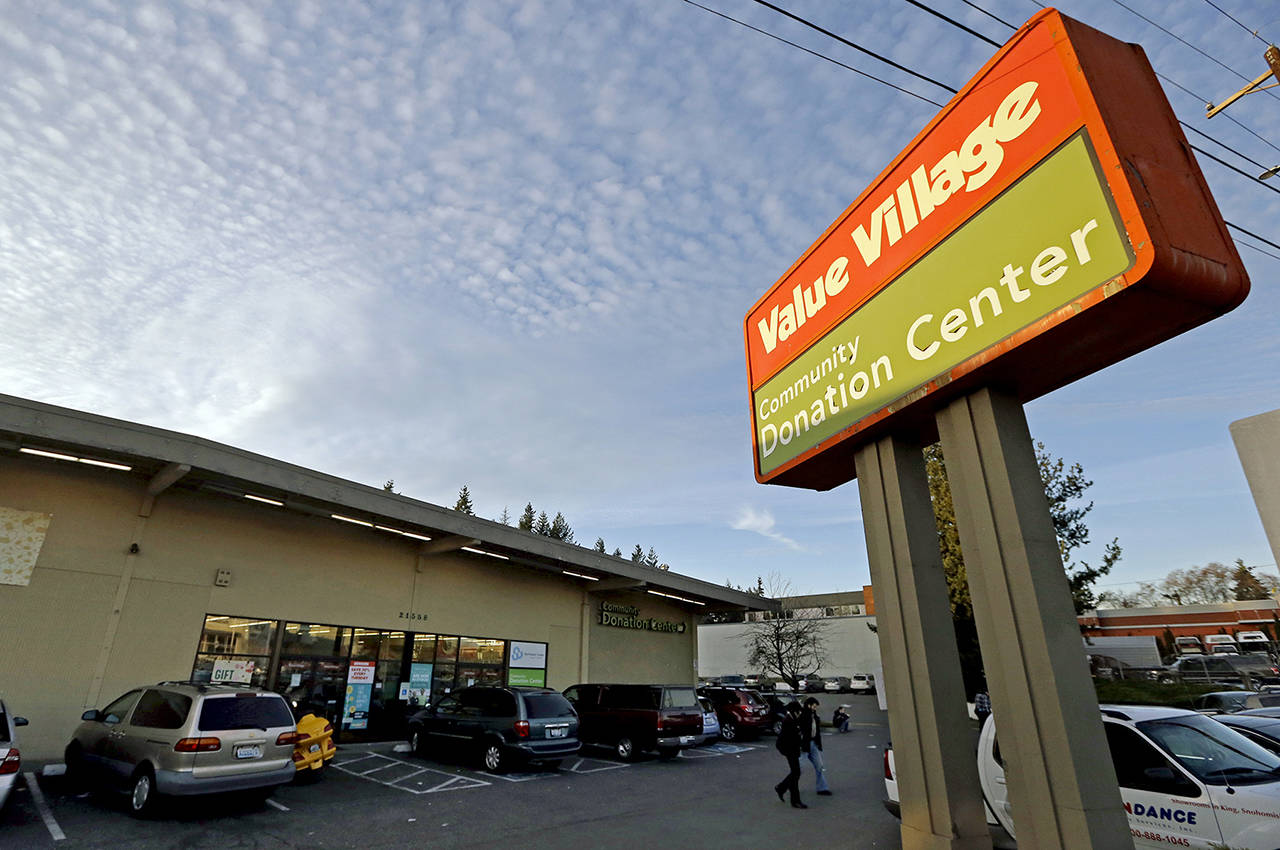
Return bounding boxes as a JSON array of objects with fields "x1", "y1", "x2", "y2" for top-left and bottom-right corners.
[
  {"x1": 593, "y1": 537, "x2": 607, "y2": 554},
  {"x1": 644, "y1": 547, "x2": 659, "y2": 568},
  {"x1": 612, "y1": 548, "x2": 623, "y2": 558},
  {"x1": 453, "y1": 485, "x2": 475, "y2": 515},
  {"x1": 631, "y1": 545, "x2": 644, "y2": 562},
  {"x1": 534, "y1": 511, "x2": 551, "y2": 536},
  {"x1": 549, "y1": 512, "x2": 575, "y2": 544},
  {"x1": 518, "y1": 503, "x2": 535, "y2": 531},
  {"x1": 382, "y1": 480, "x2": 398, "y2": 494},
  {"x1": 1233, "y1": 558, "x2": 1271, "y2": 600},
  {"x1": 497, "y1": 506, "x2": 512, "y2": 525}
]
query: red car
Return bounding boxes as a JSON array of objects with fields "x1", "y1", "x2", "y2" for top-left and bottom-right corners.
[{"x1": 696, "y1": 687, "x2": 771, "y2": 741}]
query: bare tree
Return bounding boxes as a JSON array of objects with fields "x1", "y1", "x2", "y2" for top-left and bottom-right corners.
[{"x1": 743, "y1": 573, "x2": 830, "y2": 689}]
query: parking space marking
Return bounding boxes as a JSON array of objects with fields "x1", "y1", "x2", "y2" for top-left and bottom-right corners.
[
  {"x1": 24, "y1": 772, "x2": 65, "y2": 841},
  {"x1": 333, "y1": 754, "x2": 491, "y2": 794},
  {"x1": 564, "y1": 757, "x2": 628, "y2": 774},
  {"x1": 266, "y1": 798, "x2": 290, "y2": 812}
]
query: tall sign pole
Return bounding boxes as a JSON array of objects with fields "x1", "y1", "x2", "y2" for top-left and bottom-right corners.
[{"x1": 743, "y1": 10, "x2": 1249, "y2": 849}]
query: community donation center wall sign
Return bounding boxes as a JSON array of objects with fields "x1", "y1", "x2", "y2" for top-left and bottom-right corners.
[{"x1": 744, "y1": 8, "x2": 1249, "y2": 490}]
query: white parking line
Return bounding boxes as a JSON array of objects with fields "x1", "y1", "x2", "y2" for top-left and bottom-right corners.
[
  {"x1": 333, "y1": 754, "x2": 491, "y2": 794},
  {"x1": 23, "y1": 772, "x2": 65, "y2": 841},
  {"x1": 266, "y1": 798, "x2": 290, "y2": 812}
]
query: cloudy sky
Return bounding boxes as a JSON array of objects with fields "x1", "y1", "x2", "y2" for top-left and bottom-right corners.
[{"x1": 3, "y1": 0, "x2": 1279, "y2": 597}]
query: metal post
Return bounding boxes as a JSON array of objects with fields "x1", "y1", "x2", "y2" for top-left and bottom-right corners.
[
  {"x1": 855, "y1": 435, "x2": 992, "y2": 850},
  {"x1": 935, "y1": 387, "x2": 1132, "y2": 850}
]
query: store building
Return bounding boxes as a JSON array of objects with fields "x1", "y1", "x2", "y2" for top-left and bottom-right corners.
[{"x1": 0, "y1": 394, "x2": 775, "y2": 761}]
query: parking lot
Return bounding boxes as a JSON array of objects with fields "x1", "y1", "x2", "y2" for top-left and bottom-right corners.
[{"x1": 0, "y1": 695, "x2": 899, "y2": 849}]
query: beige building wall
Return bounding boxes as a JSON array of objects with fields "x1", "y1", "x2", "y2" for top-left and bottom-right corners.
[
  {"x1": 0, "y1": 453, "x2": 691, "y2": 761},
  {"x1": 583, "y1": 592, "x2": 699, "y2": 685}
]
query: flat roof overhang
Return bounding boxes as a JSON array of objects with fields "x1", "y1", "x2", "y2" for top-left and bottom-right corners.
[{"x1": 0, "y1": 393, "x2": 777, "y2": 614}]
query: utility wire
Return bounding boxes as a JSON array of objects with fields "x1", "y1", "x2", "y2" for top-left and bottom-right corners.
[
  {"x1": 747, "y1": 0, "x2": 958, "y2": 93},
  {"x1": 677, "y1": 0, "x2": 945, "y2": 107},
  {"x1": 1190, "y1": 143, "x2": 1280, "y2": 196},
  {"x1": 1227, "y1": 221, "x2": 1280, "y2": 253},
  {"x1": 1156, "y1": 73, "x2": 1280, "y2": 157},
  {"x1": 960, "y1": 0, "x2": 1016, "y2": 31},
  {"x1": 1108, "y1": 0, "x2": 1280, "y2": 101},
  {"x1": 1232, "y1": 231, "x2": 1280, "y2": 263},
  {"x1": 1180, "y1": 122, "x2": 1271, "y2": 171},
  {"x1": 902, "y1": 0, "x2": 1001, "y2": 47},
  {"x1": 1202, "y1": 0, "x2": 1270, "y2": 44}
]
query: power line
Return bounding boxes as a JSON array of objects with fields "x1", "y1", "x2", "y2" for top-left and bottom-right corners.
[
  {"x1": 959, "y1": 0, "x2": 1016, "y2": 31},
  {"x1": 1233, "y1": 234, "x2": 1280, "y2": 263},
  {"x1": 1157, "y1": 73, "x2": 1280, "y2": 157},
  {"x1": 1227, "y1": 220, "x2": 1280, "y2": 258},
  {"x1": 677, "y1": 0, "x2": 945, "y2": 107},
  {"x1": 1201, "y1": 0, "x2": 1270, "y2": 44},
  {"x1": 1108, "y1": 0, "x2": 1280, "y2": 102},
  {"x1": 902, "y1": 0, "x2": 1000, "y2": 47},
  {"x1": 747, "y1": 0, "x2": 958, "y2": 94},
  {"x1": 1180, "y1": 121, "x2": 1270, "y2": 171},
  {"x1": 1190, "y1": 142, "x2": 1280, "y2": 196}
]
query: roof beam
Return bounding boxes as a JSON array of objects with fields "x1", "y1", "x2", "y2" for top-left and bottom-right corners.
[{"x1": 140, "y1": 462, "x2": 190, "y2": 517}]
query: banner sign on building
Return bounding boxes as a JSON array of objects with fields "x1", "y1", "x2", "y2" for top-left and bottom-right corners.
[
  {"x1": 745, "y1": 9, "x2": 1248, "y2": 490},
  {"x1": 342, "y1": 660, "x2": 375, "y2": 730},
  {"x1": 398, "y1": 662, "x2": 433, "y2": 705},
  {"x1": 0, "y1": 506, "x2": 52, "y2": 586},
  {"x1": 509, "y1": 641, "x2": 547, "y2": 669},
  {"x1": 598, "y1": 602, "x2": 686, "y2": 634}
]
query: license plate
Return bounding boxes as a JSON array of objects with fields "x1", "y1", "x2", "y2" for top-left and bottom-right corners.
[
  {"x1": 235, "y1": 744, "x2": 263, "y2": 759},
  {"x1": 308, "y1": 743, "x2": 320, "y2": 753},
  {"x1": 547, "y1": 727, "x2": 566, "y2": 738},
  {"x1": 680, "y1": 736, "x2": 695, "y2": 744}
]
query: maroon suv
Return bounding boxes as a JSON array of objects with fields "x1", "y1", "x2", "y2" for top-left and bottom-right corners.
[{"x1": 696, "y1": 687, "x2": 771, "y2": 741}]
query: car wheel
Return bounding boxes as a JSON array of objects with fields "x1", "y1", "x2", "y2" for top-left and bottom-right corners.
[
  {"x1": 481, "y1": 741, "x2": 507, "y2": 773},
  {"x1": 128, "y1": 768, "x2": 159, "y2": 818},
  {"x1": 615, "y1": 736, "x2": 635, "y2": 761},
  {"x1": 771, "y1": 719, "x2": 784, "y2": 736},
  {"x1": 410, "y1": 728, "x2": 427, "y2": 758},
  {"x1": 721, "y1": 721, "x2": 738, "y2": 741},
  {"x1": 63, "y1": 742, "x2": 87, "y2": 790}
]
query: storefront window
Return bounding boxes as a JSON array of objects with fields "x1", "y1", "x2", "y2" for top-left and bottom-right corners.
[
  {"x1": 198, "y1": 615, "x2": 276, "y2": 656},
  {"x1": 436, "y1": 636, "x2": 459, "y2": 662},
  {"x1": 191, "y1": 615, "x2": 275, "y2": 688},
  {"x1": 459, "y1": 637, "x2": 505, "y2": 664},
  {"x1": 281, "y1": 622, "x2": 348, "y2": 657},
  {"x1": 411, "y1": 634, "x2": 437, "y2": 662},
  {"x1": 349, "y1": 628, "x2": 383, "y2": 661}
]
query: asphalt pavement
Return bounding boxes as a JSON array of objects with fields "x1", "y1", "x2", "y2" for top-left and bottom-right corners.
[{"x1": 0, "y1": 693, "x2": 900, "y2": 849}]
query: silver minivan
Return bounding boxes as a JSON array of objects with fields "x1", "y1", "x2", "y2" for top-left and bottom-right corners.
[{"x1": 66, "y1": 681, "x2": 298, "y2": 815}]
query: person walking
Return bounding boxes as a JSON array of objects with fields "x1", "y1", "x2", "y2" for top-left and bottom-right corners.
[
  {"x1": 801, "y1": 696, "x2": 831, "y2": 796},
  {"x1": 773, "y1": 701, "x2": 807, "y2": 809}
]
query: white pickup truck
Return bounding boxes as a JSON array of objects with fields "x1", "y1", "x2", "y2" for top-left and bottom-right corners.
[{"x1": 884, "y1": 704, "x2": 1280, "y2": 849}]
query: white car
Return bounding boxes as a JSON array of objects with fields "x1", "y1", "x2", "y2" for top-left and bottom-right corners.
[
  {"x1": 885, "y1": 704, "x2": 1280, "y2": 849},
  {"x1": 0, "y1": 697, "x2": 29, "y2": 809},
  {"x1": 849, "y1": 674, "x2": 876, "y2": 695}
]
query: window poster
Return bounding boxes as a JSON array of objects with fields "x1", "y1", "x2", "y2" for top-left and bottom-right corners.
[{"x1": 343, "y1": 660, "x2": 375, "y2": 730}]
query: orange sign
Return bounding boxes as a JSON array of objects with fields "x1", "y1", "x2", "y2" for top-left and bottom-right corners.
[{"x1": 746, "y1": 9, "x2": 1248, "y2": 489}]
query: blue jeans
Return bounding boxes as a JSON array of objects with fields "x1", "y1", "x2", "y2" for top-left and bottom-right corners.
[{"x1": 804, "y1": 742, "x2": 829, "y2": 792}]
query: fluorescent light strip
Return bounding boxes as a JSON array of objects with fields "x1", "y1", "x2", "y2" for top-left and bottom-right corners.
[
  {"x1": 245, "y1": 494, "x2": 284, "y2": 507},
  {"x1": 77, "y1": 458, "x2": 133, "y2": 471},
  {"x1": 331, "y1": 514, "x2": 374, "y2": 527},
  {"x1": 401, "y1": 531, "x2": 432, "y2": 541},
  {"x1": 374, "y1": 524, "x2": 405, "y2": 535},
  {"x1": 226, "y1": 620, "x2": 273, "y2": 627},
  {"x1": 647, "y1": 590, "x2": 706, "y2": 606},
  {"x1": 562, "y1": 570, "x2": 600, "y2": 581},
  {"x1": 461, "y1": 547, "x2": 509, "y2": 560},
  {"x1": 20, "y1": 448, "x2": 78, "y2": 462},
  {"x1": 20, "y1": 447, "x2": 132, "y2": 471}
]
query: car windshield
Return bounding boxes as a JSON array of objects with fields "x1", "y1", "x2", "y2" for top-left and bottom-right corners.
[
  {"x1": 1139, "y1": 714, "x2": 1280, "y2": 786},
  {"x1": 523, "y1": 693, "x2": 576, "y2": 719},
  {"x1": 199, "y1": 694, "x2": 294, "y2": 731}
]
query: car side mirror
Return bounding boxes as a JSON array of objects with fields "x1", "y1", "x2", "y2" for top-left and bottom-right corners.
[
  {"x1": 14, "y1": 717, "x2": 27, "y2": 727},
  {"x1": 81, "y1": 709, "x2": 102, "y2": 722}
]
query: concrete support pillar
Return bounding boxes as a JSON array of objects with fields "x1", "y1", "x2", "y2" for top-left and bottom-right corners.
[
  {"x1": 935, "y1": 387, "x2": 1132, "y2": 850},
  {"x1": 854, "y1": 434, "x2": 991, "y2": 850}
]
